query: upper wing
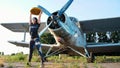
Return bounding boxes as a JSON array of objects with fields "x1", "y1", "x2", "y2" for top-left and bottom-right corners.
[
  {"x1": 2, "y1": 17, "x2": 120, "y2": 33},
  {"x1": 1, "y1": 22, "x2": 48, "y2": 32},
  {"x1": 80, "y1": 17, "x2": 120, "y2": 33}
]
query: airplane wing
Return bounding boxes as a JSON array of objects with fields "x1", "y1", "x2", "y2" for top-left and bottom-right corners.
[
  {"x1": 80, "y1": 17, "x2": 120, "y2": 33},
  {"x1": 86, "y1": 43, "x2": 120, "y2": 53},
  {"x1": 1, "y1": 22, "x2": 48, "y2": 32},
  {"x1": 8, "y1": 40, "x2": 61, "y2": 55},
  {"x1": 8, "y1": 40, "x2": 60, "y2": 48},
  {"x1": 1, "y1": 22, "x2": 59, "y2": 51},
  {"x1": 87, "y1": 43, "x2": 120, "y2": 47},
  {"x1": 1, "y1": 17, "x2": 120, "y2": 33},
  {"x1": 8, "y1": 41, "x2": 29, "y2": 47}
]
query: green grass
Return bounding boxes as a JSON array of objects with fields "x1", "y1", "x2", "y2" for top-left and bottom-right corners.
[
  {"x1": 95, "y1": 56, "x2": 120, "y2": 63},
  {"x1": 1, "y1": 53, "x2": 120, "y2": 63},
  {"x1": 2, "y1": 54, "x2": 120, "y2": 63},
  {"x1": 3, "y1": 53, "x2": 27, "y2": 63},
  {"x1": 1, "y1": 54, "x2": 120, "y2": 68},
  {"x1": 47, "y1": 55, "x2": 87, "y2": 63},
  {"x1": 7, "y1": 63, "x2": 14, "y2": 68},
  {"x1": 2, "y1": 53, "x2": 42, "y2": 63}
]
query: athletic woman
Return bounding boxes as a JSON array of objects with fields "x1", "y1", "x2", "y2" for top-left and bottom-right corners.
[{"x1": 27, "y1": 11, "x2": 45, "y2": 65}]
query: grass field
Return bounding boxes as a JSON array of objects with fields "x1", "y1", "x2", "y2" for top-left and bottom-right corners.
[{"x1": 0, "y1": 53, "x2": 120, "y2": 68}]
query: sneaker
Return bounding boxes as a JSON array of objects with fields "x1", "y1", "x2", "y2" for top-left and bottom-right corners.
[
  {"x1": 42, "y1": 57, "x2": 48, "y2": 63},
  {"x1": 27, "y1": 62, "x2": 31, "y2": 66},
  {"x1": 40, "y1": 62, "x2": 44, "y2": 68},
  {"x1": 43, "y1": 57, "x2": 48, "y2": 62}
]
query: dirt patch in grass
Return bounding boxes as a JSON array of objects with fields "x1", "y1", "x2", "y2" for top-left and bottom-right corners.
[
  {"x1": 0, "y1": 58, "x2": 4, "y2": 67},
  {"x1": 2, "y1": 62, "x2": 120, "y2": 68}
]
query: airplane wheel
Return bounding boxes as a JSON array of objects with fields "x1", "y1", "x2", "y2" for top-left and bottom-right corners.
[
  {"x1": 87, "y1": 52, "x2": 95, "y2": 63},
  {"x1": 44, "y1": 57, "x2": 48, "y2": 62}
]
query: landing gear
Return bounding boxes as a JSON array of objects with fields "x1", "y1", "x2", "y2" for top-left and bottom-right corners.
[
  {"x1": 45, "y1": 46, "x2": 68, "y2": 58},
  {"x1": 44, "y1": 45, "x2": 95, "y2": 63},
  {"x1": 83, "y1": 47, "x2": 95, "y2": 63},
  {"x1": 67, "y1": 46, "x2": 95, "y2": 63},
  {"x1": 87, "y1": 52, "x2": 95, "y2": 63}
]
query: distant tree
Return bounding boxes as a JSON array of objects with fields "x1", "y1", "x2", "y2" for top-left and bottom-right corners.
[
  {"x1": 118, "y1": 31, "x2": 120, "y2": 40},
  {"x1": 98, "y1": 32, "x2": 107, "y2": 42},
  {"x1": 86, "y1": 31, "x2": 120, "y2": 43},
  {"x1": 111, "y1": 31, "x2": 119, "y2": 43},
  {"x1": 1, "y1": 52, "x2": 4, "y2": 55},
  {"x1": 40, "y1": 31, "x2": 120, "y2": 44},
  {"x1": 86, "y1": 32, "x2": 95, "y2": 42},
  {"x1": 40, "y1": 33, "x2": 55, "y2": 44},
  {"x1": 11, "y1": 53, "x2": 15, "y2": 56}
]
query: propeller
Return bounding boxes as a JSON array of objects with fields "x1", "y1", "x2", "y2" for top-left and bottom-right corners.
[
  {"x1": 38, "y1": 0, "x2": 73, "y2": 17},
  {"x1": 38, "y1": 5, "x2": 52, "y2": 16},
  {"x1": 37, "y1": 5, "x2": 52, "y2": 37},
  {"x1": 57, "y1": 20, "x2": 71, "y2": 34},
  {"x1": 58, "y1": 0, "x2": 73, "y2": 16},
  {"x1": 38, "y1": 0, "x2": 74, "y2": 36},
  {"x1": 39, "y1": 21, "x2": 52, "y2": 37}
]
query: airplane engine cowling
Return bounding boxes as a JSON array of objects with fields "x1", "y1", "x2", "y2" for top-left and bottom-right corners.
[{"x1": 46, "y1": 12, "x2": 72, "y2": 44}]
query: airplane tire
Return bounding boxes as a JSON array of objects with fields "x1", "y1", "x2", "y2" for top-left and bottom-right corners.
[{"x1": 87, "y1": 52, "x2": 95, "y2": 63}]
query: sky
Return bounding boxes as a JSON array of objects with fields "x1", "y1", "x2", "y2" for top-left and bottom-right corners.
[{"x1": 0, "y1": 0, "x2": 120, "y2": 55}]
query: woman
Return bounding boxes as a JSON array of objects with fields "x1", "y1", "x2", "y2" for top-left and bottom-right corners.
[{"x1": 27, "y1": 11, "x2": 45, "y2": 65}]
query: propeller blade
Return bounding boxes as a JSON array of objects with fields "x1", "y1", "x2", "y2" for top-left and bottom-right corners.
[
  {"x1": 58, "y1": 0, "x2": 73, "y2": 16},
  {"x1": 39, "y1": 22, "x2": 52, "y2": 37},
  {"x1": 38, "y1": 5, "x2": 52, "y2": 16},
  {"x1": 57, "y1": 20, "x2": 72, "y2": 34}
]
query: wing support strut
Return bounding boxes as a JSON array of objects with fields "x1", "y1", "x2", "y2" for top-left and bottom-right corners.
[
  {"x1": 67, "y1": 46, "x2": 87, "y2": 57},
  {"x1": 45, "y1": 46, "x2": 53, "y2": 56},
  {"x1": 45, "y1": 47, "x2": 67, "y2": 58},
  {"x1": 84, "y1": 47, "x2": 90, "y2": 58},
  {"x1": 22, "y1": 31, "x2": 26, "y2": 42}
]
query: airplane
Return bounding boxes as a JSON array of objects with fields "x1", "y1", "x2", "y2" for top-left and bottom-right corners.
[{"x1": 1, "y1": 0, "x2": 120, "y2": 62}]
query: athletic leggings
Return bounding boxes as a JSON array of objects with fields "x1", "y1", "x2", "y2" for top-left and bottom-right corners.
[{"x1": 28, "y1": 38, "x2": 44, "y2": 62}]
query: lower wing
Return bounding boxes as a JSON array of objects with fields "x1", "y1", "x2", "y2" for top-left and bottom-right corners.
[
  {"x1": 8, "y1": 40, "x2": 60, "y2": 48},
  {"x1": 87, "y1": 43, "x2": 120, "y2": 47}
]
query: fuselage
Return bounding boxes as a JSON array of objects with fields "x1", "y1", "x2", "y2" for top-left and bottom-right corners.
[
  {"x1": 45, "y1": 12, "x2": 120, "y2": 56},
  {"x1": 46, "y1": 12, "x2": 86, "y2": 48}
]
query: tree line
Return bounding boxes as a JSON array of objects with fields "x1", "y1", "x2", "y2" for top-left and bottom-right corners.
[
  {"x1": 86, "y1": 31, "x2": 120, "y2": 43},
  {"x1": 40, "y1": 31, "x2": 120, "y2": 44}
]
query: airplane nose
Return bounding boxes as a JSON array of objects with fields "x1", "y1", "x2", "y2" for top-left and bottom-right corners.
[{"x1": 47, "y1": 12, "x2": 65, "y2": 29}]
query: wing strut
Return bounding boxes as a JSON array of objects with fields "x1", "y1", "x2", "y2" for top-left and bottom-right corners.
[{"x1": 22, "y1": 31, "x2": 26, "y2": 42}]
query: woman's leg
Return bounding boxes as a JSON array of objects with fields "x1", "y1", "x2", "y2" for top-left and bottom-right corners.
[
  {"x1": 35, "y1": 38, "x2": 44, "y2": 60},
  {"x1": 28, "y1": 40, "x2": 35, "y2": 62}
]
